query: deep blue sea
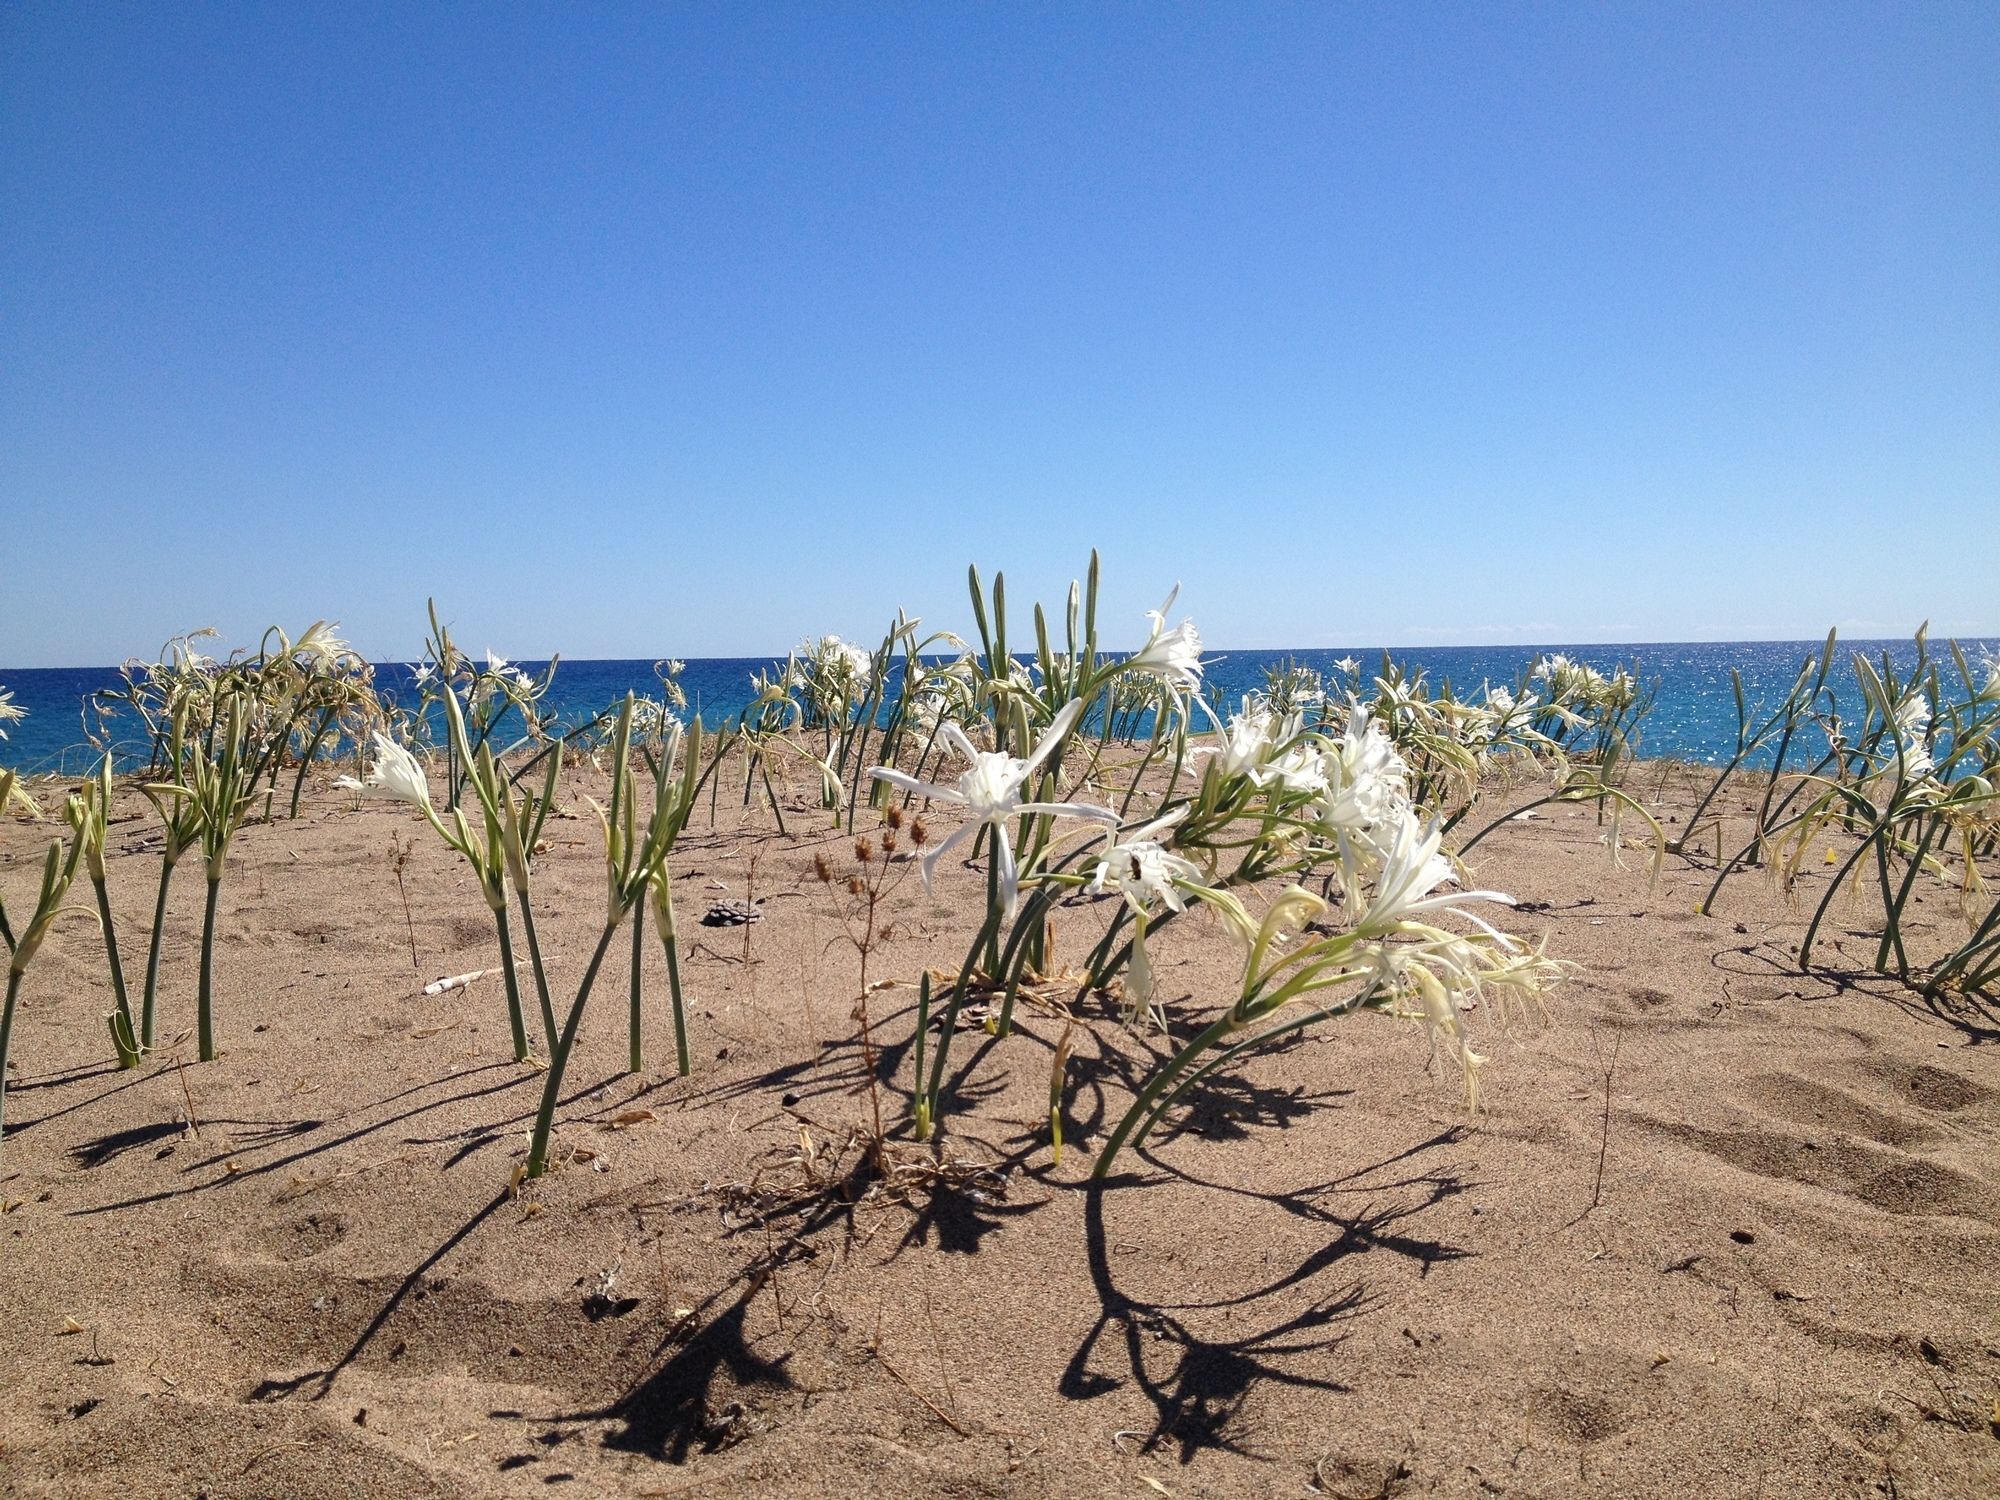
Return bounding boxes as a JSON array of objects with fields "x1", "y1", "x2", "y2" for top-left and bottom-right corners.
[{"x1": 3, "y1": 640, "x2": 1992, "y2": 777}]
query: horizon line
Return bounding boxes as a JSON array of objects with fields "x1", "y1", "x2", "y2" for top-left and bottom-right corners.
[{"x1": 7, "y1": 629, "x2": 1998, "y2": 674}]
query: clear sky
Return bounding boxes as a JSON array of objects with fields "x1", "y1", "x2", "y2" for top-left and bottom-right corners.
[{"x1": 3, "y1": 3, "x2": 1994, "y2": 667}]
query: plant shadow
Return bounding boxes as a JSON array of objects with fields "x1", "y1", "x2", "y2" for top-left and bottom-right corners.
[{"x1": 1061, "y1": 1126, "x2": 1471, "y2": 1463}]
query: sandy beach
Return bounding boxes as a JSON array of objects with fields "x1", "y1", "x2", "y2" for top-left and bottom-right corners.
[
  {"x1": 8, "y1": 5, "x2": 1994, "y2": 1494},
  {"x1": 0, "y1": 758, "x2": 1994, "y2": 1500}
]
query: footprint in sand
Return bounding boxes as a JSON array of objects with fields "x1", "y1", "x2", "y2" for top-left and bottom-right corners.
[
  {"x1": 1744, "y1": 1072, "x2": 1938, "y2": 1151},
  {"x1": 238, "y1": 1210, "x2": 350, "y2": 1264},
  {"x1": 1632, "y1": 1117, "x2": 1993, "y2": 1220},
  {"x1": 1855, "y1": 1059, "x2": 1991, "y2": 1115}
]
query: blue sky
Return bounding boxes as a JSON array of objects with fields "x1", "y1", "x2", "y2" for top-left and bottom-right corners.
[{"x1": 3, "y1": 3, "x2": 1994, "y2": 666}]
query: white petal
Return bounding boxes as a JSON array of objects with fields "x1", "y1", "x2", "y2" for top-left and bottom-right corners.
[
  {"x1": 938, "y1": 722, "x2": 980, "y2": 763},
  {"x1": 994, "y1": 826, "x2": 1019, "y2": 919},
  {"x1": 1017, "y1": 799, "x2": 1120, "y2": 824},
  {"x1": 1017, "y1": 698, "x2": 1086, "y2": 781},
  {"x1": 917, "y1": 821, "x2": 974, "y2": 895},
  {"x1": 870, "y1": 766, "x2": 960, "y2": 802}
]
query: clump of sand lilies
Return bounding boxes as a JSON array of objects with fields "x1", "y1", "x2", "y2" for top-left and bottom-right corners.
[{"x1": 8, "y1": 574, "x2": 1993, "y2": 1210}]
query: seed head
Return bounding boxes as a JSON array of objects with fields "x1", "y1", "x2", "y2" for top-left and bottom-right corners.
[
  {"x1": 884, "y1": 805, "x2": 903, "y2": 831},
  {"x1": 813, "y1": 851, "x2": 832, "y2": 883},
  {"x1": 854, "y1": 836, "x2": 874, "y2": 865},
  {"x1": 910, "y1": 816, "x2": 930, "y2": 848}
]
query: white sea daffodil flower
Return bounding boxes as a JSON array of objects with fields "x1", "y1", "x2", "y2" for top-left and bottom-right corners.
[
  {"x1": 823, "y1": 636, "x2": 872, "y2": 687},
  {"x1": 868, "y1": 697, "x2": 1115, "y2": 917},
  {"x1": 1356, "y1": 812, "x2": 1515, "y2": 939},
  {"x1": 1888, "y1": 693, "x2": 1936, "y2": 781},
  {"x1": 1268, "y1": 743, "x2": 1329, "y2": 796},
  {"x1": 1891, "y1": 693, "x2": 1930, "y2": 739},
  {"x1": 1313, "y1": 704, "x2": 1412, "y2": 875},
  {"x1": 335, "y1": 732, "x2": 435, "y2": 813},
  {"x1": 1201, "y1": 696, "x2": 1280, "y2": 782},
  {"x1": 1126, "y1": 585, "x2": 1204, "y2": 696},
  {"x1": 1086, "y1": 807, "x2": 1209, "y2": 1029},
  {"x1": 1087, "y1": 808, "x2": 1204, "y2": 916}
]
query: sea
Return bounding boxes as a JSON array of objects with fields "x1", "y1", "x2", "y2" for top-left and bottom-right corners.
[{"x1": 3, "y1": 639, "x2": 1992, "y2": 778}]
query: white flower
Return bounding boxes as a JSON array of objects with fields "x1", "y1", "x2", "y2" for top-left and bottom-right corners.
[
  {"x1": 1892, "y1": 692, "x2": 1930, "y2": 740},
  {"x1": 868, "y1": 697, "x2": 1115, "y2": 916},
  {"x1": 1485, "y1": 685, "x2": 1515, "y2": 714},
  {"x1": 1268, "y1": 743, "x2": 1328, "y2": 795},
  {"x1": 801, "y1": 635, "x2": 872, "y2": 687},
  {"x1": 1002, "y1": 658, "x2": 1040, "y2": 693},
  {"x1": 1202, "y1": 696, "x2": 1279, "y2": 780},
  {"x1": 481, "y1": 650, "x2": 534, "y2": 692},
  {"x1": 0, "y1": 684, "x2": 22, "y2": 740},
  {"x1": 410, "y1": 661, "x2": 436, "y2": 688},
  {"x1": 334, "y1": 732, "x2": 434, "y2": 812},
  {"x1": 1359, "y1": 936, "x2": 1489, "y2": 1108},
  {"x1": 1313, "y1": 704, "x2": 1411, "y2": 874},
  {"x1": 1889, "y1": 692, "x2": 1935, "y2": 780},
  {"x1": 828, "y1": 637, "x2": 873, "y2": 686},
  {"x1": 1088, "y1": 809, "x2": 1207, "y2": 1030},
  {"x1": 1126, "y1": 585, "x2": 1203, "y2": 695},
  {"x1": 1331, "y1": 657, "x2": 1359, "y2": 676},
  {"x1": 1355, "y1": 812, "x2": 1514, "y2": 938},
  {"x1": 1086, "y1": 808, "x2": 1203, "y2": 916}
]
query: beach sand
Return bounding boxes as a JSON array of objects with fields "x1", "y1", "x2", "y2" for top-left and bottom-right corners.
[{"x1": 1, "y1": 761, "x2": 1995, "y2": 1498}]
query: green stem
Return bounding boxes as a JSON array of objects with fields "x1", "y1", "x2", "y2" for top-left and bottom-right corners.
[
  {"x1": 1876, "y1": 818, "x2": 1936, "y2": 977},
  {"x1": 491, "y1": 904, "x2": 530, "y2": 1063},
  {"x1": 922, "y1": 906, "x2": 1003, "y2": 1139},
  {"x1": 197, "y1": 876, "x2": 221, "y2": 1061},
  {"x1": 981, "y1": 849, "x2": 1003, "y2": 975},
  {"x1": 513, "y1": 887, "x2": 559, "y2": 1055},
  {"x1": 912, "y1": 973, "x2": 931, "y2": 1137},
  {"x1": 758, "y1": 758, "x2": 788, "y2": 835},
  {"x1": 1931, "y1": 899, "x2": 2000, "y2": 992},
  {"x1": 140, "y1": 857, "x2": 175, "y2": 1051},
  {"x1": 656, "y1": 871, "x2": 691, "y2": 1077},
  {"x1": 628, "y1": 881, "x2": 647, "y2": 1074},
  {"x1": 288, "y1": 710, "x2": 337, "y2": 818},
  {"x1": 1128, "y1": 992, "x2": 1372, "y2": 1152},
  {"x1": 525, "y1": 917, "x2": 625, "y2": 1179},
  {"x1": 1800, "y1": 827, "x2": 1881, "y2": 973},
  {"x1": 993, "y1": 874, "x2": 1079, "y2": 1036},
  {"x1": 93, "y1": 875, "x2": 139, "y2": 1069},
  {"x1": 1091, "y1": 1009, "x2": 1242, "y2": 1180},
  {"x1": 0, "y1": 970, "x2": 22, "y2": 1155}
]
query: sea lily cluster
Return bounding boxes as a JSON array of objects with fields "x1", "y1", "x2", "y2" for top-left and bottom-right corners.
[
  {"x1": 853, "y1": 556, "x2": 1605, "y2": 1169},
  {"x1": 1685, "y1": 628, "x2": 2000, "y2": 997},
  {"x1": 3, "y1": 577, "x2": 1991, "y2": 1193}
]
